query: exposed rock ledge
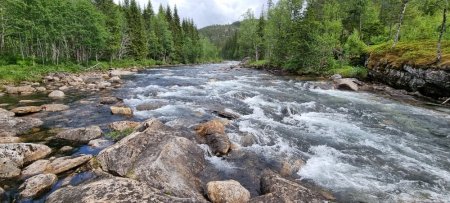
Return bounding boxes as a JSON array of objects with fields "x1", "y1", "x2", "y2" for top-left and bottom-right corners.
[{"x1": 368, "y1": 63, "x2": 450, "y2": 98}]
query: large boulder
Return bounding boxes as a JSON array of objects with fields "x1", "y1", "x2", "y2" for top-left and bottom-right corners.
[
  {"x1": 0, "y1": 116, "x2": 43, "y2": 137},
  {"x1": 97, "y1": 119, "x2": 206, "y2": 200},
  {"x1": 48, "y1": 90, "x2": 65, "y2": 99},
  {"x1": 0, "y1": 157, "x2": 21, "y2": 178},
  {"x1": 0, "y1": 143, "x2": 52, "y2": 167},
  {"x1": 250, "y1": 170, "x2": 333, "y2": 203},
  {"x1": 19, "y1": 173, "x2": 57, "y2": 199},
  {"x1": 108, "y1": 121, "x2": 140, "y2": 132},
  {"x1": 46, "y1": 177, "x2": 205, "y2": 203},
  {"x1": 41, "y1": 104, "x2": 69, "y2": 112},
  {"x1": 206, "y1": 180, "x2": 251, "y2": 203},
  {"x1": 110, "y1": 106, "x2": 133, "y2": 116},
  {"x1": 334, "y1": 78, "x2": 360, "y2": 91},
  {"x1": 195, "y1": 120, "x2": 231, "y2": 156},
  {"x1": 4, "y1": 86, "x2": 36, "y2": 94},
  {"x1": 55, "y1": 126, "x2": 102, "y2": 143},
  {"x1": 11, "y1": 106, "x2": 42, "y2": 115}
]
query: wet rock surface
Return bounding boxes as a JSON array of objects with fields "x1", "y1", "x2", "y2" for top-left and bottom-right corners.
[
  {"x1": 0, "y1": 143, "x2": 51, "y2": 167},
  {"x1": 0, "y1": 158, "x2": 21, "y2": 178},
  {"x1": 110, "y1": 106, "x2": 133, "y2": 116}
]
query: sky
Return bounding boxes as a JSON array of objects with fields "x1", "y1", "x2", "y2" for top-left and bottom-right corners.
[{"x1": 115, "y1": 0, "x2": 274, "y2": 28}]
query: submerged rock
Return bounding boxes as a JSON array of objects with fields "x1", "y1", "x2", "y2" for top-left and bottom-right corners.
[
  {"x1": 48, "y1": 90, "x2": 65, "y2": 99},
  {"x1": 88, "y1": 139, "x2": 112, "y2": 148},
  {"x1": 207, "y1": 180, "x2": 251, "y2": 203},
  {"x1": 0, "y1": 143, "x2": 51, "y2": 167},
  {"x1": 108, "y1": 121, "x2": 140, "y2": 132},
  {"x1": 97, "y1": 119, "x2": 206, "y2": 200},
  {"x1": 59, "y1": 146, "x2": 74, "y2": 153},
  {"x1": 46, "y1": 177, "x2": 205, "y2": 203},
  {"x1": 99, "y1": 96, "x2": 120, "y2": 105},
  {"x1": 110, "y1": 106, "x2": 133, "y2": 116},
  {"x1": 41, "y1": 104, "x2": 69, "y2": 112},
  {"x1": 250, "y1": 170, "x2": 333, "y2": 202},
  {"x1": 11, "y1": 106, "x2": 42, "y2": 115},
  {"x1": 55, "y1": 126, "x2": 102, "y2": 143},
  {"x1": 19, "y1": 173, "x2": 57, "y2": 199},
  {"x1": 136, "y1": 102, "x2": 166, "y2": 111}
]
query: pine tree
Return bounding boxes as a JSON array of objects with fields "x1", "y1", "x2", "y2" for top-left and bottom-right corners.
[{"x1": 126, "y1": 0, "x2": 147, "y2": 59}]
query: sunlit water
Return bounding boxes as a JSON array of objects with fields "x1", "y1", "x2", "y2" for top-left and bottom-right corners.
[{"x1": 117, "y1": 62, "x2": 450, "y2": 202}]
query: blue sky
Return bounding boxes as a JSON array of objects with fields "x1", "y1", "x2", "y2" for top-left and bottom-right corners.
[{"x1": 115, "y1": 0, "x2": 274, "y2": 28}]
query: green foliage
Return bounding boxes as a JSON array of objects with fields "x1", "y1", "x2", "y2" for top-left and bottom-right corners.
[
  {"x1": 329, "y1": 65, "x2": 368, "y2": 78},
  {"x1": 222, "y1": 0, "x2": 450, "y2": 76},
  {"x1": 0, "y1": 0, "x2": 220, "y2": 80}
]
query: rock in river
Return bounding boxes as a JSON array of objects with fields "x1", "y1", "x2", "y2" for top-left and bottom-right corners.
[
  {"x1": 21, "y1": 160, "x2": 51, "y2": 179},
  {"x1": 108, "y1": 121, "x2": 140, "y2": 132},
  {"x1": 41, "y1": 104, "x2": 69, "y2": 112},
  {"x1": 195, "y1": 119, "x2": 231, "y2": 156},
  {"x1": 0, "y1": 108, "x2": 15, "y2": 117},
  {"x1": 110, "y1": 106, "x2": 133, "y2": 116},
  {"x1": 47, "y1": 155, "x2": 92, "y2": 174},
  {"x1": 0, "y1": 157, "x2": 21, "y2": 178},
  {"x1": 55, "y1": 126, "x2": 102, "y2": 143},
  {"x1": 207, "y1": 180, "x2": 251, "y2": 203},
  {"x1": 48, "y1": 90, "x2": 65, "y2": 99},
  {"x1": 0, "y1": 143, "x2": 52, "y2": 167},
  {"x1": 4, "y1": 85, "x2": 36, "y2": 94},
  {"x1": 11, "y1": 106, "x2": 42, "y2": 115},
  {"x1": 334, "y1": 78, "x2": 360, "y2": 91},
  {"x1": 46, "y1": 177, "x2": 206, "y2": 203},
  {"x1": 100, "y1": 97, "x2": 120, "y2": 105},
  {"x1": 97, "y1": 119, "x2": 206, "y2": 200},
  {"x1": 19, "y1": 173, "x2": 57, "y2": 199},
  {"x1": 0, "y1": 115, "x2": 43, "y2": 136},
  {"x1": 250, "y1": 170, "x2": 333, "y2": 202}
]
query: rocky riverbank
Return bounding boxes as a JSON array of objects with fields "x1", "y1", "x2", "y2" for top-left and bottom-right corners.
[{"x1": 0, "y1": 67, "x2": 335, "y2": 202}]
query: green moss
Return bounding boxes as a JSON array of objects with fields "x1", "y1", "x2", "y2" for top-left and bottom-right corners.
[
  {"x1": 105, "y1": 128, "x2": 134, "y2": 140},
  {"x1": 248, "y1": 60, "x2": 269, "y2": 67},
  {"x1": 367, "y1": 40, "x2": 450, "y2": 69}
]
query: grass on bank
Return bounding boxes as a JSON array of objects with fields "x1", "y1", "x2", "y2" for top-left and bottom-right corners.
[
  {"x1": 0, "y1": 58, "x2": 222, "y2": 85},
  {"x1": 105, "y1": 128, "x2": 134, "y2": 141},
  {"x1": 367, "y1": 40, "x2": 450, "y2": 69}
]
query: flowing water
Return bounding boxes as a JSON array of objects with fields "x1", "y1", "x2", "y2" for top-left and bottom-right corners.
[
  {"x1": 2, "y1": 62, "x2": 450, "y2": 202},
  {"x1": 119, "y1": 62, "x2": 450, "y2": 203}
]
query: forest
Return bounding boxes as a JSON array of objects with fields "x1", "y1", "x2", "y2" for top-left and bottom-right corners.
[
  {"x1": 0, "y1": 0, "x2": 220, "y2": 82},
  {"x1": 222, "y1": 0, "x2": 450, "y2": 77}
]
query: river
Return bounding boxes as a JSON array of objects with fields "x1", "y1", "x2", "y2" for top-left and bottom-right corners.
[{"x1": 2, "y1": 62, "x2": 450, "y2": 202}]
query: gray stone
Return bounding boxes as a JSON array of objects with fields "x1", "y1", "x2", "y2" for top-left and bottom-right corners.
[
  {"x1": 19, "y1": 173, "x2": 57, "y2": 198},
  {"x1": 11, "y1": 106, "x2": 42, "y2": 115},
  {"x1": 136, "y1": 103, "x2": 166, "y2": 111},
  {"x1": 0, "y1": 116, "x2": 43, "y2": 136},
  {"x1": 0, "y1": 158, "x2": 21, "y2": 178},
  {"x1": 88, "y1": 139, "x2": 113, "y2": 148},
  {"x1": 99, "y1": 97, "x2": 120, "y2": 105},
  {"x1": 0, "y1": 108, "x2": 15, "y2": 117},
  {"x1": 0, "y1": 137, "x2": 21, "y2": 144},
  {"x1": 207, "y1": 180, "x2": 251, "y2": 203},
  {"x1": 108, "y1": 121, "x2": 140, "y2": 132},
  {"x1": 4, "y1": 86, "x2": 36, "y2": 94},
  {"x1": 59, "y1": 146, "x2": 74, "y2": 152},
  {"x1": 21, "y1": 160, "x2": 51, "y2": 179},
  {"x1": 0, "y1": 143, "x2": 52, "y2": 167},
  {"x1": 41, "y1": 104, "x2": 69, "y2": 112},
  {"x1": 55, "y1": 126, "x2": 102, "y2": 143},
  {"x1": 46, "y1": 177, "x2": 206, "y2": 203},
  {"x1": 48, "y1": 90, "x2": 65, "y2": 99},
  {"x1": 47, "y1": 155, "x2": 92, "y2": 175},
  {"x1": 97, "y1": 119, "x2": 206, "y2": 200},
  {"x1": 249, "y1": 170, "x2": 333, "y2": 203},
  {"x1": 335, "y1": 78, "x2": 359, "y2": 91}
]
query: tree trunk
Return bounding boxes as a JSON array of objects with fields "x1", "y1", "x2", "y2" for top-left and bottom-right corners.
[
  {"x1": 393, "y1": 0, "x2": 409, "y2": 48},
  {"x1": 437, "y1": 7, "x2": 447, "y2": 63}
]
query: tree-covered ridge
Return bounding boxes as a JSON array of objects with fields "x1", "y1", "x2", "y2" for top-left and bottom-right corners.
[
  {"x1": 199, "y1": 22, "x2": 240, "y2": 51},
  {"x1": 224, "y1": 0, "x2": 449, "y2": 75},
  {"x1": 0, "y1": 0, "x2": 219, "y2": 67}
]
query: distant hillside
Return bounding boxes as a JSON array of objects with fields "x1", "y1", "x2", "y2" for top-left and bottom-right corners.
[{"x1": 199, "y1": 21, "x2": 240, "y2": 48}]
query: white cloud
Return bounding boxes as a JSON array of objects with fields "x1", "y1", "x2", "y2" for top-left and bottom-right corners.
[{"x1": 115, "y1": 0, "x2": 274, "y2": 28}]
